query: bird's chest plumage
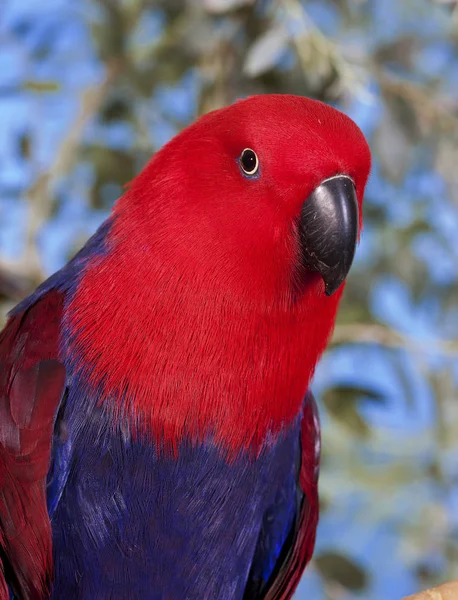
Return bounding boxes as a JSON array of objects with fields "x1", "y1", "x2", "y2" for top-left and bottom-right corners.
[{"x1": 47, "y1": 377, "x2": 302, "y2": 600}]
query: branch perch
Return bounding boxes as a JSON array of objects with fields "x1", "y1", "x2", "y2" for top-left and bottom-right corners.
[
  {"x1": 404, "y1": 581, "x2": 458, "y2": 599},
  {"x1": 331, "y1": 323, "x2": 458, "y2": 358}
]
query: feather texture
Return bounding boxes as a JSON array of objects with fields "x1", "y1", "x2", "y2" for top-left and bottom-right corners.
[
  {"x1": 0, "y1": 95, "x2": 371, "y2": 599},
  {"x1": 0, "y1": 292, "x2": 65, "y2": 599}
]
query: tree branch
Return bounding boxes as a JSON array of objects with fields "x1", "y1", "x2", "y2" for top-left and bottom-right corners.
[
  {"x1": 17, "y1": 58, "x2": 122, "y2": 287},
  {"x1": 331, "y1": 323, "x2": 458, "y2": 358},
  {"x1": 403, "y1": 580, "x2": 458, "y2": 599}
]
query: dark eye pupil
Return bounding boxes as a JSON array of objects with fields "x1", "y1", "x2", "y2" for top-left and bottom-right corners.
[{"x1": 241, "y1": 149, "x2": 257, "y2": 173}]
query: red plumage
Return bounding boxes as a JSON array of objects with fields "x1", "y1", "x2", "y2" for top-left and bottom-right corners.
[
  {"x1": 0, "y1": 95, "x2": 371, "y2": 599},
  {"x1": 265, "y1": 393, "x2": 321, "y2": 599},
  {"x1": 68, "y1": 95, "x2": 370, "y2": 454},
  {"x1": 0, "y1": 292, "x2": 65, "y2": 598}
]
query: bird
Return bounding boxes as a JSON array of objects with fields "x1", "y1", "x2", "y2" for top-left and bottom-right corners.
[{"x1": 0, "y1": 94, "x2": 371, "y2": 600}]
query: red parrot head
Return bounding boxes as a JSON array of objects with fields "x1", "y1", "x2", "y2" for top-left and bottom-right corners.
[
  {"x1": 117, "y1": 94, "x2": 370, "y2": 306},
  {"x1": 71, "y1": 94, "x2": 371, "y2": 451}
]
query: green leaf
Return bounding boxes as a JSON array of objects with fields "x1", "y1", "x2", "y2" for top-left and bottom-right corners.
[
  {"x1": 322, "y1": 385, "x2": 385, "y2": 438},
  {"x1": 18, "y1": 132, "x2": 32, "y2": 159},
  {"x1": 83, "y1": 145, "x2": 136, "y2": 210},
  {"x1": 315, "y1": 551, "x2": 369, "y2": 591},
  {"x1": 23, "y1": 80, "x2": 60, "y2": 93},
  {"x1": 243, "y1": 25, "x2": 289, "y2": 78},
  {"x1": 203, "y1": 0, "x2": 255, "y2": 14}
]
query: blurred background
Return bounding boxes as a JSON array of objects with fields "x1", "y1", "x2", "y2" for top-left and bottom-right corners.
[{"x1": 1, "y1": 0, "x2": 458, "y2": 598}]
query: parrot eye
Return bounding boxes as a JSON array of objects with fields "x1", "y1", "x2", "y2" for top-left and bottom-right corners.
[{"x1": 239, "y1": 148, "x2": 259, "y2": 177}]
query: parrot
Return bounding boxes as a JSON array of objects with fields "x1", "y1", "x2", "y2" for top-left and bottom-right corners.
[{"x1": 0, "y1": 94, "x2": 371, "y2": 600}]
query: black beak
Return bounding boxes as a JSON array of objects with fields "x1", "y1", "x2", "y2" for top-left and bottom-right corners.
[{"x1": 299, "y1": 175, "x2": 359, "y2": 296}]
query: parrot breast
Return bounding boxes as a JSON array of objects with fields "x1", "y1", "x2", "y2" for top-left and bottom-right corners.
[{"x1": 48, "y1": 371, "x2": 302, "y2": 599}]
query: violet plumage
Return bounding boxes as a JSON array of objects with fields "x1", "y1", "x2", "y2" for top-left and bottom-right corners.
[{"x1": 0, "y1": 95, "x2": 370, "y2": 599}]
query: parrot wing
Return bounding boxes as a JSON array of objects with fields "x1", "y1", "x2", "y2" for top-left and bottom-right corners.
[
  {"x1": 244, "y1": 391, "x2": 321, "y2": 600},
  {"x1": 0, "y1": 290, "x2": 66, "y2": 600}
]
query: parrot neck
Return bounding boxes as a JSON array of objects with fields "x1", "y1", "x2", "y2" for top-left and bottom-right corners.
[{"x1": 67, "y1": 218, "x2": 342, "y2": 454}]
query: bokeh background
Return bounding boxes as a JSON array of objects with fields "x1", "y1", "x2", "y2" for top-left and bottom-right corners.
[{"x1": 1, "y1": 0, "x2": 458, "y2": 598}]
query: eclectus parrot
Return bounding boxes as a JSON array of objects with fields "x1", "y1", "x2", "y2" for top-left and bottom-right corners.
[{"x1": 0, "y1": 95, "x2": 371, "y2": 599}]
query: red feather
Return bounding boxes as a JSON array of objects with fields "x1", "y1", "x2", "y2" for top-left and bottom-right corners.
[
  {"x1": 67, "y1": 95, "x2": 371, "y2": 454},
  {"x1": 0, "y1": 95, "x2": 371, "y2": 597},
  {"x1": 0, "y1": 291, "x2": 65, "y2": 599},
  {"x1": 265, "y1": 393, "x2": 321, "y2": 599}
]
